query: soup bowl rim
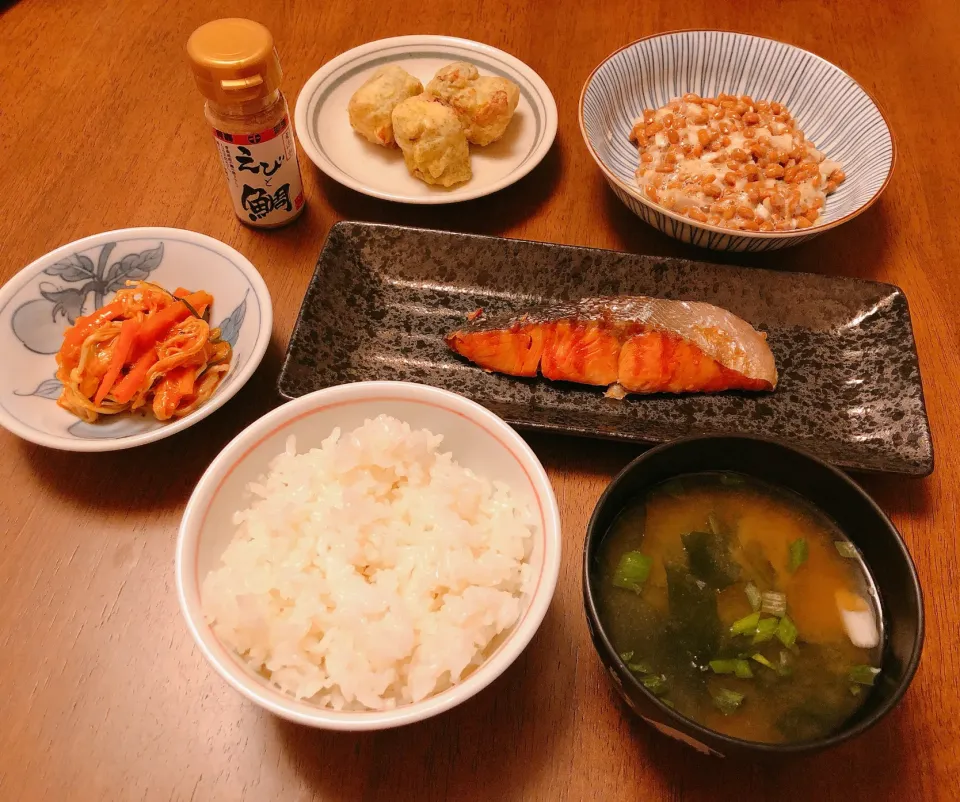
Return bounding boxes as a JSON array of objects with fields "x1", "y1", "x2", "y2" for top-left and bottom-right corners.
[{"x1": 582, "y1": 432, "x2": 924, "y2": 754}]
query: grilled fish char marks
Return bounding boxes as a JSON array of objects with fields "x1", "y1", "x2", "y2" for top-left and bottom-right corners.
[{"x1": 445, "y1": 297, "x2": 776, "y2": 395}]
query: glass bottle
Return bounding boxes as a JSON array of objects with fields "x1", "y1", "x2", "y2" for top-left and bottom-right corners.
[{"x1": 187, "y1": 18, "x2": 305, "y2": 228}]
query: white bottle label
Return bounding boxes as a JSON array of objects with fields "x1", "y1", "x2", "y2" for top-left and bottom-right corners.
[{"x1": 212, "y1": 114, "x2": 305, "y2": 226}]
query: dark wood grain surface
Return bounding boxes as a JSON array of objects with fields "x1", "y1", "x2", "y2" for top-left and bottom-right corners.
[{"x1": 1, "y1": 0, "x2": 958, "y2": 799}]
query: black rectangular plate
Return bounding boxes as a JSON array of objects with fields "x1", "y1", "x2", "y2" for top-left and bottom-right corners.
[{"x1": 279, "y1": 222, "x2": 933, "y2": 476}]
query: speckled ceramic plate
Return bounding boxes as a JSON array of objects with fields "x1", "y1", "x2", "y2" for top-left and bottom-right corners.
[
  {"x1": 294, "y1": 35, "x2": 558, "y2": 203},
  {"x1": 278, "y1": 223, "x2": 932, "y2": 476}
]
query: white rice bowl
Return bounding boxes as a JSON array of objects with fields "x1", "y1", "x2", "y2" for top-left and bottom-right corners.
[{"x1": 201, "y1": 414, "x2": 536, "y2": 711}]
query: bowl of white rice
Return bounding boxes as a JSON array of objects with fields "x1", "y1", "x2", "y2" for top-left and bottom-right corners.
[{"x1": 176, "y1": 381, "x2": 561, "y2": 730}]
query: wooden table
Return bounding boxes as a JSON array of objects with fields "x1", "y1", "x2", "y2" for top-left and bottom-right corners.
[{"x1": 2, "y1": 0, "x2": 958, "y2": 799}]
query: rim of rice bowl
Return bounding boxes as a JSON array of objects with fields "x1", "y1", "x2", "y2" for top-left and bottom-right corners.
[{"x1": 176, "y1": 381, "x2": 562, "y2": 730}]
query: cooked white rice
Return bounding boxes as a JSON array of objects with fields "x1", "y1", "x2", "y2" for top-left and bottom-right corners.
[{"x1": 202, "y1": 414, "x2": 535, "y2": 711}]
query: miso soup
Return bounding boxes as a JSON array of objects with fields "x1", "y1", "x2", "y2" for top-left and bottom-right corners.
[{"x1": 595, "y1": 472, "x2": 883, "y2": 744}]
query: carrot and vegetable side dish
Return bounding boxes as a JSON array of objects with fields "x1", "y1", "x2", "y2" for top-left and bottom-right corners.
[{"x1": 55, "y1": 282, "x2": 232, "y2": 423}]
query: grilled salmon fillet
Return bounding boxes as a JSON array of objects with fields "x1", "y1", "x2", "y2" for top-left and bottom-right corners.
[{"x1": 445, "y1": 297, "x2": 777, "y2": 395}]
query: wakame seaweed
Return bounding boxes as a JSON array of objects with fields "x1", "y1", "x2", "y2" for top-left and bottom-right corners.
[
  {"x1": 665, "y1": 563, "x2": 721, "y2": 665},
  {"x1": 776, "y1": 700, "x2": 841, "y2": 741},
  {"x1": 681, "y1": 530, "x2": 741, "y2": 589}
]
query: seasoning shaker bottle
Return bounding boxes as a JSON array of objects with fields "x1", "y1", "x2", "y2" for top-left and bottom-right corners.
[{"x1": 187, "y1": 18, "x2": 305, "y2": 228}]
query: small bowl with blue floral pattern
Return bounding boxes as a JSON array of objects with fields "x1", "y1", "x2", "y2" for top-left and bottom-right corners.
[{"x1": 0, "y1": 227, "x2": 272, "y2": 451}]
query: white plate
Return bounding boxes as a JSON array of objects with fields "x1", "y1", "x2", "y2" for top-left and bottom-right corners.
[
  {"x1": 0, "y1": 228, "x2": 272, "y2": 452},
  {"x1": 294, "y1": 36, "x2": 558, "y2": 204}
]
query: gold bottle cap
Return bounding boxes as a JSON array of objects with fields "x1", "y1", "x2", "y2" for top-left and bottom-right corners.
[{"x1": 187, "y1": 18, "x2": 282, "y2": 105}]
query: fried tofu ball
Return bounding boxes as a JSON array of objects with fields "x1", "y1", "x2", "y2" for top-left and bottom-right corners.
[
  {"x1": 391, "y1": 94, "x2": 472, "y2": 187},
  {"x1": 348, "y1": 65, "x2": 423, "y2": 147},
  {"x1": 425, "y1": 62, "x2": 520, "y2": 146}
]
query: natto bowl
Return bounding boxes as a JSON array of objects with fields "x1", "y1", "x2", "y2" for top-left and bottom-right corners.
[
  {"x1": 582, "y1": 435, "x2": 923, "y2": 757},
  {"x1": 579, "y1": 30, "x2": 895, "y2": 251}
]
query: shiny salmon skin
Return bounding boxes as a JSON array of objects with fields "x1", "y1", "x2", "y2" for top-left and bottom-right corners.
[{"x1": 445, "y1": 297, "x2": 777, "y2": 395}]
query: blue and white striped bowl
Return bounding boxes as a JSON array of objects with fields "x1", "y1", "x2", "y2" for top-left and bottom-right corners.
[{"x1": 579, "y1": 31, "x2": 895, "y2": 252}]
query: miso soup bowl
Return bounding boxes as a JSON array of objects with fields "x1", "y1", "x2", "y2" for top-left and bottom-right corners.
[{"x1": 582, "y1": 435, "x2": 924, "y2": 757}]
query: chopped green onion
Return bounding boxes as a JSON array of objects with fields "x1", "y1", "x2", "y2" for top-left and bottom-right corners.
[
  {"x1": 752, "y1": 617, "x2": 779, "y2": 644},
  {"x1": 628, "y1": 661, "x2": 654, "y2": 675},
  {"x1": 619, "y1": 651, "x2": 635, "y2": 662},
  {"x1": 849, "y1": 665, "x2": 881, "y2": 686},
  {"x1": 788, "y1": 538, "x2": 808, "y2": 573},
  {"x1": 662, "y1": 698, "x2": 675, "y2": 708},
  {"x1": 730, "y1": 611, "x2": 761, "y2": 636},
  {"x1": 778, "y1": 650, "x2": 793, "y2": 677},
  {"x1": 712, "y1": 688, "x2": 744, "y2": 715},
  {"x1": 776, "y1": 615, "x2": 798, "y2": 649},
  {"x1": 835, "y1": 541, "x2": 859, "y2": 559},
  {"x1": 707, "y1": 513, "x2": 722, "y2": 535},
  {"x1": 640, "y1": 674, "x2": 669, "y2": 695},
  {"x1": 751, "y1": 653, "x2": 776, "y2": 670},
  {"x1": 745, "y1": 582, "x2": 762, "y2": 612},
  {"x1": 719, "y1": 474, "x2": 745, "y2": 487},
  {"x1": 612, "y1": 551, "x2": 652, "y2": 592},
  {"x1": 709, "y1": 658, "x2": 753, "y2": 679},
  {"x1": 850, "y1": 684, "x2": 862, "y2": 697},
  {"x1": 761, "y1": 591, "x2": 787, "y2": 617}
]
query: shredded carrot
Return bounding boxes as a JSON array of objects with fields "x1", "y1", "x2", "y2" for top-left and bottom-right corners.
[
  {"x1": 62, "y1": 302, "x2": 125, "y2": 349},
  {"x1": 58, "y1": 301, "x2": 125, "y2": 370},
  {"x1": 178, "y1": 368, "x2": 197, "y2": 396},
  {"x1": 152, "y1": 367, "x2": 189, "y2": 419},
  {"x1": 94, "y1": 318, "x2": 139, "y2": 405},
  {"x1": 171, "y1": 288, "x2": 208, "y2": 316},
  {"x1": 137, "y1": 292, "x2": 213, "y2": 346},
  {"x1": 135, "y1": 291, "x2": 212, "y2": 350},
  {"x1": 55, "y1": 281, "x2": 230, "y2": 424},
  {"x1": 111, "y1": 349, "x2": 159, "y2": 404},
  {"x1": 172, "y1": 288, "x2": 210, "y2": 317}
]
